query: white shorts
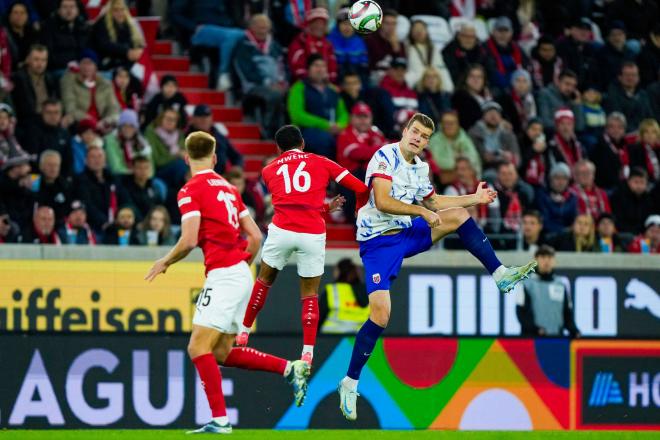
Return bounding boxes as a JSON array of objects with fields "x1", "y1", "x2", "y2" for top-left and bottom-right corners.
[
  {"x1": 260, "y1": 223, "x2": 326, "y2": 277},
  {"x1": 192, "y1": 261, "x2": 252, "y2": 334}
]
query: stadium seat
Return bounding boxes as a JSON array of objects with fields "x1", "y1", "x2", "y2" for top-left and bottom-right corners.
[{"x1": 410, "y1": 15, "x2": 452, "y2": 49}]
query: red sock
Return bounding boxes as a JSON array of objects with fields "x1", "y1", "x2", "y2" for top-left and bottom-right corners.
[
  {"x1": 301, "y1": 295, "x2": 319, "y2": 346},
  {"x1": 223, "y1": 347, "x2": 287, "y2": 375},
  {"x1": 192, "y1": 353, "x2": 226, "y2": 418},
  {"x1": 242, "y1": 279, "x2": 271, "y2": 328}
]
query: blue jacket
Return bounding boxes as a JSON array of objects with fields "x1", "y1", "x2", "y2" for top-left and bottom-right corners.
[
  {"x1": 535, "y1": 188, "x2": 578, "y2": 234},
  {"x1": 327, "y1": 27, "x2": 369, "y2": 77}
]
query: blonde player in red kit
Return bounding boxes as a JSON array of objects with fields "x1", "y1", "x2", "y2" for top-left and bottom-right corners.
[
  {"x1": 237, "y1": 125, "x2": 369, "y2": 366},
  {"x1": 145, "y1": 131, "x2": 311, "y2": 434}
]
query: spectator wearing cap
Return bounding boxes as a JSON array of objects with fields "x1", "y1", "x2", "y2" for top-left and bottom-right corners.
[
  {"x1": 468, "y1": 100, "x2": 520, "y2": 176},
  {"x1": 595, "y1": 21, "x2": 636, "y2": 90},
  {"x1": 23, "y1": 99, "x2": 72, "y2": 177},
  {"x1": 405, "y1": 19, "x2": 454, "y2": 93},
  {"x1": 592, "y1": 112, "x2": 628, "y2": 192},
  {"x1": 287, "y1": 54, "x2": 348, "y2": 159},
  {"x1": 121, "y1": 156, "x2": 166, "y2": 222},
  {"x1": 442, "y1": 22, "x2": 488, "y2": 85},
  {"x1": 32, "y1": 149, "x2": 73, "y2": 226},
  {"x1": 536, "y1": 162, "x2": 578, "y2": 234},
  {"x1": 555, "y1": 18, "x2": 599, "y2": 88},
  {"x1": 104, "y1": 109, "x2": 153, "y2": 176},
  {"x1": 451, "y1": 64, "x2": 494, "y2": 131},
  {"x1": 288, "y1": 7, "x2": 338, "y2": 83},
  {"x1": 143, "y1": 75, "x2": 188, "y2": 130},
  {"x1": 0, "y1": 104, "x2": 28, "y2": 170},
  {"x1": 11, "y1": 44, "x2": 58, "y2": 144},
  {"x1": 519, "y1": 118, "x2": 552, "y2": 188},
  {"x1": 102, "y1": 205, "x2": 140, "y2": 245},
  {"x1": 40, "y1": 0, "x2": 90, "y2": 73},
  {"x1": 73, "y1": 145, "x2": 129, "y2": 234},
  {"x1": 547, "y1": 108, "x2": 585, "y2": 173},
  {"x1": 145, "y1": 107, "x2": 187, "y2": 188},
  {"x1": 232, "y1": 14, "x2": 287, "y2": 138},
  {"x1": 90, "y1": 0, "x2": 145, "y2": 71},
  {"x1": 625, "y1": 119, "x2": 660, "y2": 184},
  {"x1": 61, "y1": 49, "x2": 120, "y2": 131},
  {"x1": 379, "y1": 57, "x2": 419, "y2": 133},
  {"x1": 602, "y1": 61, "x2": 653, "y2": 131},
  {"x1": 606, "y1": 0, "x2": 659, "y2": 43},
  {"x1": 22, "y1": 206, "x2": 61, "y2": 245},
  {"x1": 483, "y1": 16, "x2": 530, "y2": 92},
  {"x1": 5, "y1": 1, "x2": 40, "y2": 71},
  {"x1": 57, "y1": 199, "x2": 96, "y2": 245},
  {"x1": 0, "y1": 146, "x2": 34, "y2": 229},
  {"x1": 336, "y1": 102, "x2": 385, "y2": 174},
  {"x1": 570, "y1": 159, "x2": 611, "y2": 220},
  {"x1": 537, "y1": 69, "x2": 584, "y2": 131},
  {"x1": 71, "y1": 117, "x2": 103, "y2": 175},
  {"x1": 492, "y1": 162, "x2": 534, "y2": 243},
  {"x1": 428, "y1": 110, "x2": 481, "y2": 183},
  {"x1": 610, "y1": 167, "x2": 654, "y2": 235},
  {"x1": 328, "y1": 7, "x2": 369, "y2": 83},
  {"x1": 516, "y1": 245, "x2": 580, "y2": 337},
  {"x1": 637, "y1": 25, "x2": 660, "y2": 87},
  {"x1": 596, "y1": 213, "x2": 626, "y2": 253},
  {"x1": 627, "y1": 214, "x2": 660, "y2": 253},
  {"x1": 187, "y1": 104, "x2": 243, "y2": 175},
  {"x1": 364, "y1": 9, "x2": 406, "y2": 84},
  {"x1": 0, "y1": 204, "x2": 21, "y2": 243},
  {"x1": 529, "y1": 36, "x2": 564, "y2": 90},
  {"x1": 497, "y1": 68, "x2": 537, "y2": 135},
  {"x1": 415, "y1": 67, "x2": 452, "y2": 124}
]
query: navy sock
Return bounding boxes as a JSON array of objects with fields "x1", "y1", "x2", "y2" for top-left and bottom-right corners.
[
  {"x1": 346, "y1": 319, "x2": 384, "y2": 380},
  {"x1": 456, "y1": 217, "x2": 502, "y2": 274}
]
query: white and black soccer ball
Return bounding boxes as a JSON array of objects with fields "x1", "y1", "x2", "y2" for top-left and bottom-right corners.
[{"x1": 349, "y1": 0, "x2": 383, "y2": 34}]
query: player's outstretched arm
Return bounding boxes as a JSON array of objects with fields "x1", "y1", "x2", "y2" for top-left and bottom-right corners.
[
  {"x1": 144, "y1": 216, "x2": 201, "y2": 282},
  {"x1": 423, "y1": 182, "x2": 497, "y2": 211},
  {"x1": 373, "y1": 177, "x2": 440, "y2": 227},
  {"x1": 239, "y1": 213, "x2": 263, "y2": 265}
]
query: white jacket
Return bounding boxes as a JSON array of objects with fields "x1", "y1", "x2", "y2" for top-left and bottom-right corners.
[{"x1": 405, "y1": 42, "x2": 455, "y2": 93}]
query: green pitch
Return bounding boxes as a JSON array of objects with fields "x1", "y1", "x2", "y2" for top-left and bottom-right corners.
[{"x1": 0, "y1": 431, "x2": 657, "y2": 439}]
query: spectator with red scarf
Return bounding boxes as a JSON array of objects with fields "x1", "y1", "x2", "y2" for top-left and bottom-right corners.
[
  {"x1": 627, "y1": 215, "x2": 660, "y2": 254},
  {"x1": 287, "y1": 7, "x2": 337, "y2": 83},
  {"x1": 494, "y1": 161, "x2": 535, "y2": 235},
  {"x1": 548, "y1": 108, "x2": 584, "y2": 176},
  {"x1": 57, "y1": 200, "x2": 96, "y2": 245},
  {"x1": 519, "y1": 118, "x2": 553, "y2": 187},
  {"x1": 379, "y1": 57, "x2": 419, "y2": 133},
  {"x1": 529, "y1": 36, "x2": 563, "y2": 90},
  {"x1": 104, "y1": 109, "x2": 152, "y2": 176},
  {"x1": 591, "y1": 112, "x2": 629, "y2": 192},
  {"x1": 483, "y1": 17, "x2": 529, "y2": 92},
  {"x1": 22, "y1": 205, "x2": 60, "y2": 245},
  {"x1": 112, "y1": 66, "x2": 142, "y2": 112},
  {"x1": 442, "y1": 22, "x2": 487, "y2": 85},
  {"x1": 570, "y1": 159, "x2": 611, "y2": 220},
  {"x1": 73, "y1": 145, "x2": 128, "y2": 235},
  {"x1": 498, "y1": 68, "x2": 537, "y2": 135},
  {"x1": 0, "y1": 26, "x2": 12, "y2": 101},
  {"x1": 625, "y1": 119, "x2": 660, "y2": 184}
]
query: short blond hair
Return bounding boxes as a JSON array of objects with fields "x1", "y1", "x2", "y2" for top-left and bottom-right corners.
[
  {"x1": 406, "y1": 113, "x2": 435, "y2": 132},
  {"x1": 185, "y1": 131, "x2": 216, "y2": 160}
]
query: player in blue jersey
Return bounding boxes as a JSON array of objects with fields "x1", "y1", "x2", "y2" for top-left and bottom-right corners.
[{"x1": 338, "y1": 113, "x2": 537, "y2": 420}]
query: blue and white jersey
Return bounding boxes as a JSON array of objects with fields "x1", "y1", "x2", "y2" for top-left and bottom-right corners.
[{"x1": 356, "y1": 143, "x2": 435, "y2": 241}]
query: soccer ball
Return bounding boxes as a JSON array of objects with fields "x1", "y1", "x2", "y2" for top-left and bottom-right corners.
[{"x1": 349, "y1": 0, "x2": 383, "y2": 34}]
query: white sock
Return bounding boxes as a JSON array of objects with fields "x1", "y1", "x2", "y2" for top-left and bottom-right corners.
[
  {"x1": 342, "y1": 376, "x2": 358, "y2": 391},
  {"x1": 283, "y1": 360, "x2": 292, "y2": 377},
  {"x1": 493, "y1": 265, "x2": 507, "y2": 282},
  {"x1": 302, "y1": 345, "x2": 314, "y2": 357},
  {"x1": 212, "y1": 416, "x2": 229, "y2": 426}
]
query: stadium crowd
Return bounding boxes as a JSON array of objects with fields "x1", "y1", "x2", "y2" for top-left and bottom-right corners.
[{"x1": 0, "y1": 0, "x2": 659, "y2": 253}]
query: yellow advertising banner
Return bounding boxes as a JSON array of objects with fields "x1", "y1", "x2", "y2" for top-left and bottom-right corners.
[{"x1": 0, "y1": 260, "x2": 207, "y2": 332}]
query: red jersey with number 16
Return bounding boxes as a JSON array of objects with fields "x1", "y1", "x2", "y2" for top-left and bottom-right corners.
[
  {"x1": 177, "y1": 169, "x2": 250, "y2": 275},
  {"x1": 262, "y1": 149, "x2": 350, "y2": 234}
]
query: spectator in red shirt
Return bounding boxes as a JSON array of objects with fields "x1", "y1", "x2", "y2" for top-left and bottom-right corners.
[
  {"x1": 570, "y1": 159, "x2": 611, "y2": 220},
  {"x1": 627, "y1": 215, "x2": 660, "y2": 254},
  {"x1": 287, "y1": 7, "x2": 337, "y2": 83},
  {"x1": 336, "y1": 102, "x2": 386, "y2": 176},
  {"x1": 548, "y1": 108, "x2": 584, "y2": 175}
]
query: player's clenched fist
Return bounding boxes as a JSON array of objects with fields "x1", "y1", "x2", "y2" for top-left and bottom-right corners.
[
  {"x1": 475, "y1": 181, "x2": 497, "y2": 205},
  {"x1": 422, "y1": 209, "x2": 441, "y2": 228}
]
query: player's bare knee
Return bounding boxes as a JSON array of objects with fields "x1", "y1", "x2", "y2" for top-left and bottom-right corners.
[
  {"x1": 214, "y1": 343, "x2": 232, "y2": 364},
  {"x1": 369, "y1": 304, "x2": 390, "y2": 327},
  {"x1": 187, "y1": 341, "x2": 204, "y2": 360}
]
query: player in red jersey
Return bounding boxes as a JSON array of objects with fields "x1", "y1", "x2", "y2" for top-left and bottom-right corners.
[
  {"x1": 237, "y1": 125, "x2": 369, "y2": 366},
  {"x1": 145, "y1": 131, "x2": 311, "y2": 435}
]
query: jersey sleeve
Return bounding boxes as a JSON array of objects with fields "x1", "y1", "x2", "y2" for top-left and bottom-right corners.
[
  {"x1": 368, "y1": 149, "x2": 394, "y2": 182},
  {"x1": 320, "y1": 155, "x2": 349, "y2": 183},
  {"x1": 233, "y1": 187, "x2": 250, "y2": 219},
  {"x1": 177, "y1": 187, "x2": 201, "y2": 221}
]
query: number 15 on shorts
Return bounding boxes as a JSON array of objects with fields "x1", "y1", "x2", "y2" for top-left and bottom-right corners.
[{"x1": 196, "y1": 287, "x2": 212, "y2": 310}]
